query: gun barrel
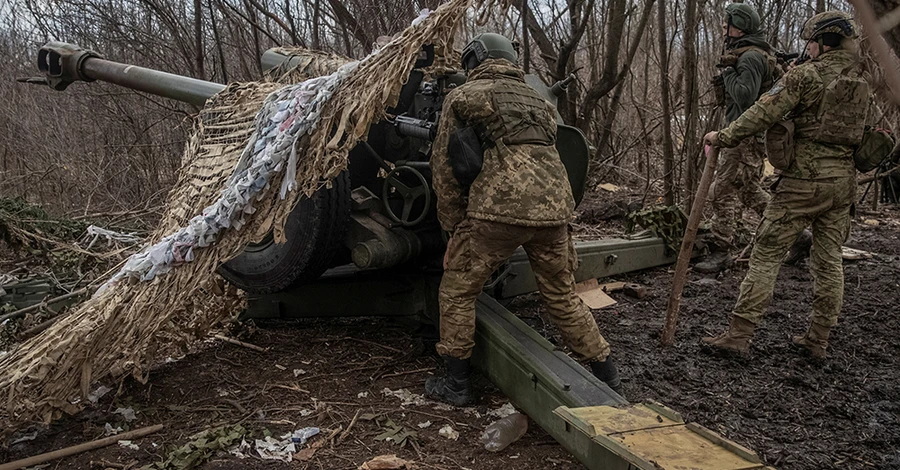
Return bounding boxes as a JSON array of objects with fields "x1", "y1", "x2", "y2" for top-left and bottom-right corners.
[
  {"x1": 33, "y1": 42, "x2": 225, "y2": 106},
  {"x1": 777, "y1": 51, "x2": 800, "y2": 61},
  {"x1": 82, "y1": 58, "x2": 225, "y2": 106}
]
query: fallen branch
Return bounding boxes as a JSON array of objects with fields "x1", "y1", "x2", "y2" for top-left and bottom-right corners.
[
  {"x1": 859, "y1": 164, "x2": 900, "y2": 184},
  {"x1": 0, "y1": 424, "x2": 163, "y2": 470},
  {"x1": 214, "y1": 334, "x2": 268, "y2": 352},
  {"x1": 0, "y1": 288, "x2": 88, "y2": 325},
  {"x1": 378, "y1": 367, "x2": 436, "y2": 379},
  {"x1": 661, "y1": 146, "x2": 719, "y2": 347},
  {"x1": 338, "y1": 409, "x2": 361, "y2": 444}
]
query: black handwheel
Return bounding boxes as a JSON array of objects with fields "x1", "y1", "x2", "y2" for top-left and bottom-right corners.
[{"x1": 382, "y1": 165, "x2": 431, "y2": 226}]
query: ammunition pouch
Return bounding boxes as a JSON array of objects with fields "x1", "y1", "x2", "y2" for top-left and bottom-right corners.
[
  {"x1": 766, "y1": 120, "x2": 795, "y2": 171},
  {"x1": 853, "y1": 126, "x2": 895, "y2": 172},
  {"x1": 448, "y1": 127, "x2": 486, "y2": 186}
]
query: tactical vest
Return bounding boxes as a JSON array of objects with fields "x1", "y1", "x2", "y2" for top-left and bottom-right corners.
[
  {"x1": 480, "y1": 80, "x2": 556, "y2": 147},
  {"x1": 807, "y1": 62, "x2": 869, "y2": 147},
  {"x1": 722, "y1": 45, "x2": 781, "y2": 97}
]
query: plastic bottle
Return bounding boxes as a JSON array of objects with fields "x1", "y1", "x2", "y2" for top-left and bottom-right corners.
[{"x1": 481, "y1": 412, "x2": 528, "y2": 452}]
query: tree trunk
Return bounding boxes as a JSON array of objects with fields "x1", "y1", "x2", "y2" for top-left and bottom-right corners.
[
  {"x1": 682, "y1": 0, "x2": 700, "y2": 211},
  {"x1": 657, "y1": 0, "x2": 676, "y2": 205},
  {"x1": 578, "y1": 0, "x2": 654, "y2": 135},
  {"x1": 521, "y1": 0, "x2": 530, "y2": 73},
  {"x1": 194, "y1": 0, "x2": 205, "y2": 79},
  {"x1": 313, "y1": 0, "x2": 321, "y2": 49},
  {"x1": 208, "y1": 0, "x2": 228, "y2": 82}
]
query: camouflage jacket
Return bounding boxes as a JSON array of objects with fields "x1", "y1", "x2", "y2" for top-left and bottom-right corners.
[
  {"x1": 430, "y1": 59, "x2": 574, "y2": 233},
  {"x1": 722, "y1": 33, "x2": 774, "y2": 124},
  {"x1": 719, "y1": 49, "x2": 860, "y2": 180}
]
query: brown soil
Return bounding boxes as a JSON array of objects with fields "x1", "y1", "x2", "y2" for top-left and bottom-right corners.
[
  {"x1": 3, "y1": 190, "x2": 898, "y2": 470},
  {"x1": 2, "y1": 319, "x2": 582, "y2": 469},
  {"x1": 530, "y1": 203, "x2": 900, "y2": 470}
]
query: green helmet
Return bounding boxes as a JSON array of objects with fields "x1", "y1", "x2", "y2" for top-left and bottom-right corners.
[
  {"x1": 461, "y1": 33, "x2": 518, "y2": 71},
  {"x1": 801, "y1": 11, "x2": 858, "y2": 41},
  {"x1": 725, "y1": 3, "x2": 761, "y2": 34}
]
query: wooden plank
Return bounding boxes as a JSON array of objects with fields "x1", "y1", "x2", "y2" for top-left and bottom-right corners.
[
  {"x1": 611, "y1": 426, "x2": 767, "y2": 470},
  {"x1": 687, "y1": 422, "x2": 762, "y2": 464},
  {"x1": 556, "y1": 404, "x2": 682, "y2": 437}
]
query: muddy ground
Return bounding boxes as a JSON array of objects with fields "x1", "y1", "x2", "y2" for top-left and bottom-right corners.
[
  {"x1": 2, "y1": 197, "x2": 899, "y2": 469},
  {"x1": 2, "y1": 320, "x2": 582, "y2": 469}
]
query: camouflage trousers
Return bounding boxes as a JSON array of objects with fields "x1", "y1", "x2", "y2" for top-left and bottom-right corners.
[
  {"x1": 733, "y1": 176, "x2": 856, "y2": 327},
  {"x1": 436, "y1": 218, "x2": 610, "y2": 361},
  {"x1": 709, "y1": 139, "x2": 771, "y2": 247}
]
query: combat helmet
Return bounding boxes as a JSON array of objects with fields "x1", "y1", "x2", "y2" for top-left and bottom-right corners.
[
  {"x1": 461, "y1": 33, "x2": 518, "y2": 71},
  {"x1": 801, "y1": 10, "x2": 858, "y2": 40},
  {"x1": 725, "y1": 3, "x2": 761, "y2": 34}
]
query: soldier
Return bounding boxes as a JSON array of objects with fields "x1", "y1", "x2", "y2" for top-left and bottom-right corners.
[
  {"x1": 702, "y1": 11, "x2": 865, "y2": 358},
  {"x1": 697, "y1": 3, "x2": 777, "y2": 273},
  {"x1": 424, "y1": 33, "x2": 621, "y2": 406}
]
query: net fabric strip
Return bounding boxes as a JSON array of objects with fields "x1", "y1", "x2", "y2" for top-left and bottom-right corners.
[{"x1": 0, "y1": 0, "x2": 485, "y2": 432}]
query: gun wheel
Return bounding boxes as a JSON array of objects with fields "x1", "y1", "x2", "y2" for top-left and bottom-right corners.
[{"x1": 217, "y1": 171, "x2": 350, "y2": 294}]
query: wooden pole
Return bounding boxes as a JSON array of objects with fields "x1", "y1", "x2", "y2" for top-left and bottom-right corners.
[
  {"x1": 0, "y1": 424, "x2": 164, "y2": 470},
  {"x1": 850, "y1": 0, "x2": 900, "y2": 105},
  {"x1": 661, "y1": 145, "x2": 719, "y2": 347}
]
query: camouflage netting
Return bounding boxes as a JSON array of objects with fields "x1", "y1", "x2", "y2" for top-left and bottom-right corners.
[{"x1": 0, "y1": 0, "x2": 493, "y2": 432}]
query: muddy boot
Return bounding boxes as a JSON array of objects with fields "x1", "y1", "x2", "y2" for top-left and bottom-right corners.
[
  {"x1": 792, "y1": 322, "x2": 831, "y2": 359},
  {"x1": 424, "y1": 356, "x2": 473, "y2": 406},
  {"x1": 784, "y1": 229, "x2": 813, "y2": 266},
  {"x1": 702, "y1": 316, "x2": 756, "y2": 353},
  {"x1": 589, "y1": 357, "x2": 624, "y2": 396},
  {"x1": 694, "y1": 251, "x2": 734, "y2": 274}
]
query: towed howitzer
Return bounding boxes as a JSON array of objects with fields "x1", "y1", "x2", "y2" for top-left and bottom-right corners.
[{"x1": 23, "y1": 41, "x2": 592, "y2": 295}]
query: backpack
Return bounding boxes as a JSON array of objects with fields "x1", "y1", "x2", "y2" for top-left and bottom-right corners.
[{"x1": 812, "y1": 65, "x2": 869, "y2": 147}]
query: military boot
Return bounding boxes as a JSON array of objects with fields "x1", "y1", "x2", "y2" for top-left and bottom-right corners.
[
  {"x1": 694, "y1": 251, "x2": 734, "y2": 274},
  {"x1": 589, "y1": 357, "x2": 624, "y2": 396},
  {"x1": 702, "y1": 316, "x2": 756, "y2": 353},
  {"x1": 784, "y1": 229, "x2": 813, "y2": 266},
  {"x1": 424, "y1": 356, "x2": 473, "y2": 406},
  {"x1": 792, "y1": 322, "x2": 831, "y2": 359}
]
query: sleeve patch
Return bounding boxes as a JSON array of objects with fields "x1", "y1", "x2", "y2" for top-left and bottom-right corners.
[{"x1": 766, "y1": 83, "x2": 784, "y2": 96}]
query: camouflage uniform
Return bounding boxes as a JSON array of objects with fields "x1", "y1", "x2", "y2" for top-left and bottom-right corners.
[
  {"x1": 710, "y1": 31, "x2": 775, "y2": 246},
  {"x1": 718, "y1": 48, "x2": 860, "y2": 327},
  {"x1": 431, "y1": 58, "x2": 610, "y2": 361}
]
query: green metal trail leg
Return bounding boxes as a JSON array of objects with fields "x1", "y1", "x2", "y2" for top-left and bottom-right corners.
[
  {"x1": 472, "y1": 294, "x2": 629, "y2": 470},
  {"x1": 497, "y1": 236, "x2": 675, "y2": 299}
]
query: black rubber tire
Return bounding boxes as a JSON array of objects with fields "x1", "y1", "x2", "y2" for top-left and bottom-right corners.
[{"x1": 218, "y1": 171, "x2": 350, "y2": 294}]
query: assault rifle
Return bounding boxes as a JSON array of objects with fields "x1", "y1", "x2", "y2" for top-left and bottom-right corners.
[{"x1": 775, "y1": 51, "x2": 808, "y2": 69}]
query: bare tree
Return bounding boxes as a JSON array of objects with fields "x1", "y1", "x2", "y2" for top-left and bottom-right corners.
[{"x1": 657, "y1": 0, "x2": 676, "y2": 205}]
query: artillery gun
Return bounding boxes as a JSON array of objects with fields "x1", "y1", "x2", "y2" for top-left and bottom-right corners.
[
  {"x1": 26, "y1": 42, "x2": 590, "y2": 295},
  {"x1": 19, "y1": 41, "x2": 774, "y2": 470}
]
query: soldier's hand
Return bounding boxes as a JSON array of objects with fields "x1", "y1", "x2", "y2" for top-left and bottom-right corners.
[{"x1": 703, "y1": 131, "x2": 720, "y2": 147}]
